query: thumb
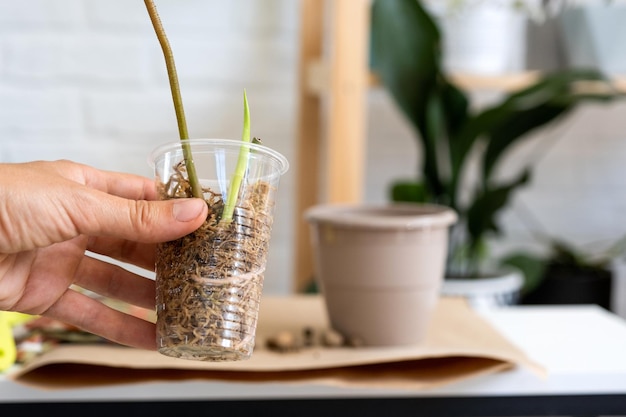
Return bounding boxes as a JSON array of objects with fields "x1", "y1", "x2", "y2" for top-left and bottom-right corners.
[{"x1": 79, "y1": 196, "x2": 208, "y2": 243}]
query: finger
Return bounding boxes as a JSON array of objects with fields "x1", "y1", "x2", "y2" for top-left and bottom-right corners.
[
  {"x1": 74, "y1": 255, "x2": 156, "y2": 310},
  {"x1": 68, "y1": 189, "x2": 208, "y2": 243},
  {"x1": 45, "y1": 289, "x2": 156, "y2": 350},
  {"x1": 54, "y1": 161, "x2": 160, "y2": 202},
  {"x1": 83, "y1": 167, "x2": 160, "y2": 201}
]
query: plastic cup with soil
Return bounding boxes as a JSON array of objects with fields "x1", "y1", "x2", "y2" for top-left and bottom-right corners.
[{"x1": 149, "y1": 138, "x2": 289, "y2": 361}]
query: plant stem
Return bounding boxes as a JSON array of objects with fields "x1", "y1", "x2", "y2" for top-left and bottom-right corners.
[
  {"x1": 144, "y1": 0, "x2": 203, "y2": 199},
  {"x1": 220, "y1": 90, "x2": 251, "y2": 225}
]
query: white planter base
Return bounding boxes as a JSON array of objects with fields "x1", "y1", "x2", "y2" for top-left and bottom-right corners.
[{"x1": 441, "y1": 270, "x2": 523, "y2": 309}]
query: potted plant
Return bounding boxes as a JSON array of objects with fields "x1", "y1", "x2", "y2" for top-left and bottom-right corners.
[
  {"x1": 502, "y1": 236, "x2": 626, "y2": 311},
  {"x1": 370, "y1": 0, "x2": 619, "y2": 306}
]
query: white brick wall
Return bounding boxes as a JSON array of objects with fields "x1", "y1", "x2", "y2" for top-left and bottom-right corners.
[
  {"x1": 0, "y1": 0, "x2": 299, "y2": 295},
  {"x1": 1, "y1": 1, "x2": 626, "y2": 315}
]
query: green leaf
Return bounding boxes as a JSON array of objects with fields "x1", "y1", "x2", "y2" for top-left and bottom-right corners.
[
  {"x1": 422, "y1": 92, "x2": 445, "y2": 196},
  {"x1": 221, "y1": 89, "x2": 251, "y2": 225},
  {"x1": 440, "y1": 80, "x2": 470, "y2": 139},
  {"x1": 505, "y1": 68, "x2": 609, "y2": 104},
  {"x1": 466, "y1": 169, "x2": 531, "y2": 248},
  {"x1": 450, "y1": 69, "x2": 615, "y2": 189},
  {"x1": 370, "y1": 0, "x2": 441, "y2": 127},
  {"x1": 390, "y1": 181, "x2": 428, "y2": 203},
  {"x1": 482, "y1": 70, "x2": 614, "y2": 180},
  {"x1": 371, "y1": 0, "x2": 444, "y2": 195},
  {"x1": 500, "y1": 253, "x2": 547, "y2": 294},
  {"x1": 483, "y1": 103, "x2": 566, "y2": 181}
]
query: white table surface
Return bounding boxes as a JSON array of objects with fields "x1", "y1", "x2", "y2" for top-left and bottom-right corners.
[{"x1": 2, "y1": 303, "x2": 626, "y2": 402}]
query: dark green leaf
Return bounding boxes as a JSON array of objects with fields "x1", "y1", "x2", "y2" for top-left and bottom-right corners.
[
  {"x1": 449, "y1": 69, "x2": 615, "y2": 187},
  {"x1": 466, "y1": 170, "x2": 531, "y2": 247},
  {"x1": 482, "y1": 69, "x2": 615, "y2": 180},
  {"x1": 500, "y1": 252, "x2": 548, "y2": 294},
  {"x1": 370, "y1": 0, "x2": 441, "y2": 128},
  {"x1": 422, "y1": 92, "x2": 445, "y2": 196},
  {"x1": 390, "y1": 181, "x2": 428, "y2": 203},
  {"x1": 371, "y1": 0, "x2": 444, "y2": 195},
  {"x1": 440, "y1": 80, "x2": 469, "y2": 138},
  {"x1": 482, "y1": 104, "x2": 566, "y2": 181},
  {"x1": 505, "y1": 69, "x2": 609, "y2": 104}
]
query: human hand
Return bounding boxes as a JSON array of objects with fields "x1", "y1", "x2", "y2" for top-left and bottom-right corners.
[{"x1": 0, "y1": 160, "x2": 208, "y2": 350}]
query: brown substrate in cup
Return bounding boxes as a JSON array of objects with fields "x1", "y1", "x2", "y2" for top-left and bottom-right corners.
[{"x1": 155, "y1": 162, "x2": 273, "y2": 361}]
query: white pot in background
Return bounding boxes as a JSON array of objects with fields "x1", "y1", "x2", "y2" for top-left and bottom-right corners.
[
  {"x1": 441, "y1": 268, "x2": 524, "y2": 309},
  {"x1": 425, "y1": 1, "x2": 528, "y2": 75}
]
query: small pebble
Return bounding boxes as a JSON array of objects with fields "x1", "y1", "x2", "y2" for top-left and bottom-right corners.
[
  {"x1": 265, "y1": 327, "x2": 363, "y2": 353},
  {"x1": 266, "y1": 330, "x2": 300, "y2": 352},
  {"x1": 346, "y1": 336, "x2": 364, "y2": 348},
  {"x1": 302, "y1": 326, "x2": 316, "y2": 347},
  {"x1": 321, "y1": 329, "x2": 345, "y2": 348}
]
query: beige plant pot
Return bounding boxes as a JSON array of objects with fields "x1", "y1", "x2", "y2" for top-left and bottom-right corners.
[{"x1": 305, "y1": 203, "x2": 457, "y2": 347}]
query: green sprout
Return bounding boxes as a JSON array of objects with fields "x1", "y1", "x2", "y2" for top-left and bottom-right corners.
[
  {"x1": 144, "y1": 0, "x2": 203, "y2": 199},
  {"x1": 220, "y1": 90, "x2": 252, "y2": 225}
]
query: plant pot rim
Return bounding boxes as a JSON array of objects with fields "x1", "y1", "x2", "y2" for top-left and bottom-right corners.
[{"x1": 305, "y1": 203, "x2": 457, "y2": 230}]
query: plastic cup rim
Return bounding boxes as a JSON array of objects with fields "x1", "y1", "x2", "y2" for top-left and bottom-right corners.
[{"x1": 148, "y1": 138, "x2": 289, "y2": 175}]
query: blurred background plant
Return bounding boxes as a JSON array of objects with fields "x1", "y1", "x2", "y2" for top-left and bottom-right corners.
[
  {"x1": 369, "y1": 0, "x2": 620, "y2": 279},
  {"x1": 501, "y1": 235, "x2": 626, "y2": 309}
]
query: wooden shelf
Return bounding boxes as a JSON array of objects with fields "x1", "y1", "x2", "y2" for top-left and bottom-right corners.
[
  {"x1": 447, "y1": 72, "x2": 625, "y2": 93},
  {"x1": 310, "y1": 63, "x2": 625, "y2": 95},
  {"x1": 306, "y1": 61, "x2": 543, "y2": 94}
]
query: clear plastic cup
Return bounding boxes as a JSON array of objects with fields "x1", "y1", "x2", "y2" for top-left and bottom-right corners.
[{"x1": 149, "y1": 139, "x2": 288, "y2": 361}]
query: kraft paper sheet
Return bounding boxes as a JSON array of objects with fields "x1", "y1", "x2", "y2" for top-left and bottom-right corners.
[{"x1": 9, "y1": 295, "x2": 544, "y2": 391}]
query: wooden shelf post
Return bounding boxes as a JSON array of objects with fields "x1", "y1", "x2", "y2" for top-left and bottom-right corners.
[{"x1": 293, "y1": 0, "x2": 370, "y2": 292}]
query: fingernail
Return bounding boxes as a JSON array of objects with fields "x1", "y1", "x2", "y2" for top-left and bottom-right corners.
[{"x1": 173, "y1": 199, "x2": 205, "y2": 222}]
